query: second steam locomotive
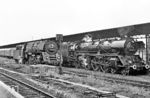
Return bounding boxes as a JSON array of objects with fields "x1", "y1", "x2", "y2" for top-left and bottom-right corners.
[{"x1": 61, "y1": 34, "x2": 149, "y2": 75}]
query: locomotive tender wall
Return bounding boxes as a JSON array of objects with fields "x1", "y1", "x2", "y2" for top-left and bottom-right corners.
[{"x1": 25, "y1": 41, "x2": 45, "y2": 53}]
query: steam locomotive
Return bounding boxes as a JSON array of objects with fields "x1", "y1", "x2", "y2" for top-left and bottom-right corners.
[
  {"x1": 61, "y1": 36, "x2": 149, "y2": 75},
  {"x1": 0, "y1": 40, "x2": 61, "y2": 65}
]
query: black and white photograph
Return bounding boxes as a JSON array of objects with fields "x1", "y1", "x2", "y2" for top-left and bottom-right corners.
[{"x1": 0, "y1": 0, "x2": 150, "y2": 98}]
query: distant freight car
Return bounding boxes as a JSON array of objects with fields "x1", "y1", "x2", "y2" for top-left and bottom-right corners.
[{"x1": 0, "y1": 48, "x2": 15, "y2": 58}]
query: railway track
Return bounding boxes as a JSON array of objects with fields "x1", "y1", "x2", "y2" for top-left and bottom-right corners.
[
  {"x1": 1, "y1": 62, "x2": 150, "y2": 97},
  {"x1": 1, "y1": 62, "x2": 150, "y2": 88},
  {"x1": 0, "y1": 75, "x2": 42, "y2": 98},
  {"x1": 1, "y1": 62, "x2": 150, "y2": 89},
  {"x1": 62, "y1": 67, "x2": 150, "y2": 88},
  {"x1": 0, "y1": 68, "x2": 56, "y2": 98},
  {"x1": 31, "y1": 76, "x2": 120, "y2": 98},
  {"x1": 0, "y1": 66, "x2": 129, "y2": 98},
  {"x1": 33, "y1": 75, "x2": 128, "y2": 98}
]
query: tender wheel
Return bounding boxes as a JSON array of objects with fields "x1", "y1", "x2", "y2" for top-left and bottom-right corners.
[
  {"x1": 99, "y1": 60, "x2": 110, "y2": 73},
  {"x1": 91, "y1": 58, "x2": 99, "y2": 71}
]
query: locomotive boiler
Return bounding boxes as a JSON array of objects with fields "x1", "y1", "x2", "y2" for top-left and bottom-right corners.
[
  {"x1": 77, "y1": 38, "x2": 137, "y2": 55},
  {"x1": 62, "y1": 36, "x2": 149, "y2": 75}
]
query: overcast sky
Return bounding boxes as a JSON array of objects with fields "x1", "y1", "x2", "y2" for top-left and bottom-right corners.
[{"x1": 0, "y1": 0, "x2": 150, "y2": 45}]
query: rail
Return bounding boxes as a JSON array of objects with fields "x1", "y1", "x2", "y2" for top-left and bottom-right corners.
[{"x1": 0, "y1": 69, "x2": 56, "y2": 98}]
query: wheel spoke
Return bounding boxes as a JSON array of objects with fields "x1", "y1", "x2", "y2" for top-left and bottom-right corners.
[
  {"x1": 100, "y1": 65, "x2": 109, "y2": 73},
  {"x1": 99, "y1": 60, "x2": 110, "y2": 73},
  {"x1": 91, "y1": 58, "x2": 99, "y2": 71},
  {"x1": 84, "y1": 64, "x2": 91, "y2": 70}
]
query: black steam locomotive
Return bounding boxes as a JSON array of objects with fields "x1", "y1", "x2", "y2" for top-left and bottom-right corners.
[
  {"x1": 61, "y1": 35, "x2": 149, "y2": 75},
  {"x1": 0, "y1": 40, "x2": 61, "y2": 65}
]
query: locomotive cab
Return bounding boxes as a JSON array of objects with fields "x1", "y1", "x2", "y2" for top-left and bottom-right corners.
[{"x1": 13, "y1": 45, "x2": 25, "y2": 64}]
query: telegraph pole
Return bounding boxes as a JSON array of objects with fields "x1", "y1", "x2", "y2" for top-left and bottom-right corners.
[
  {"x1": 56, "y1": 34, "x2": 63, "y2": 74},
  {"x1": 146, "y1": 34, "x2": 148, "y2": 64}
]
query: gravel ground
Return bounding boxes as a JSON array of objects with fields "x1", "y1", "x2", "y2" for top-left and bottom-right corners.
[
  {"x1": 0, "y1": 57, "x2": 150, "y2": 98},
  {"x1": 44, "y1": 70, "x2": 150, "y2": 98}
]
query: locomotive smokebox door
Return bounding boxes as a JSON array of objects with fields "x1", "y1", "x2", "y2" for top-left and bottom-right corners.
[{"x1": 56, "y1": 34, "x2": 63, "y2": 41}]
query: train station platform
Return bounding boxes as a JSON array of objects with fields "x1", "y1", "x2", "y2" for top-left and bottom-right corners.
[{"x1": 0, "y1": 80, "x2": 24, "y2": 98}]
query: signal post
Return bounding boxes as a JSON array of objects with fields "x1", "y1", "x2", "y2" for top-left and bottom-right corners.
[{"x1": 56, "y1": 34, "x2": 63, "y2": 74}]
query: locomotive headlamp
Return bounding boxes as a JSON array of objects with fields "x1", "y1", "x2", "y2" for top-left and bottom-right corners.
[
  {"x1": 56, "y1": 53, "x2": 61, "y2": 61},
  {"x1": 145, "y1": 65, "x2": 150, "y2": 69},
  {"x1": 132, "y1": 65, "x2": 137, "y2": 70},
  {"x1": 57, "y1": 55, "x2": 61, "y2": 60}
]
